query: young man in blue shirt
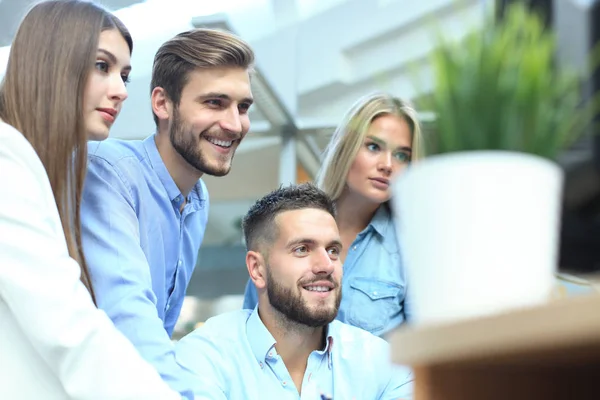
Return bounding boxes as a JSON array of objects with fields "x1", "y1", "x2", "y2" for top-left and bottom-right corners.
[
  {"x1": 80, "y1": 29, "x2": 255, "y2": 399},
  {"x1": 175, "y1": 184, "x2": 413, "y2": 399}
]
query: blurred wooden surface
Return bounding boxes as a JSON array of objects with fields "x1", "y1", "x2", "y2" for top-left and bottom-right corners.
[{"x1": 390, "y1": 294, "x2": 600, "y2": 399}]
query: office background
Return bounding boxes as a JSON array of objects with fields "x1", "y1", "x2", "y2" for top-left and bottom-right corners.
[{"x1": 2, "y1": 0, "x2": 598, "y2": 334}]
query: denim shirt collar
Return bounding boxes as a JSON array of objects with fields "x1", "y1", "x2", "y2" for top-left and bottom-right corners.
[
  {"x1": 369, "y1": 204, "x2": 392, "y2": 237},
  {"x1": 367, "y1": 204, "x2": 400, "y2": 254},
  {"x1": 142, "y1": 134, "x2": 206, "y2": 209}
]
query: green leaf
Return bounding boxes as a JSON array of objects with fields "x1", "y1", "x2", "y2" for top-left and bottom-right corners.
[{"x1": 424, "y1": 3, "x2": 598, "y2": 159}]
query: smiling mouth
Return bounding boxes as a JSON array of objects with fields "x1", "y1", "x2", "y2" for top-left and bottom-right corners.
[
  {"x1": 205, "y1": 136, "x2": 234, "y2": 149},
  {"x1": 303, "y1": 285, "x2": 333, "y2": 293}
]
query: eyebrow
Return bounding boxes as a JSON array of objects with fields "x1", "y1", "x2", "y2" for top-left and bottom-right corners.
[
  {"x1": 197, "y1": 92, "x2": 254, "y2": 105},
  {"x1": 286, "y1": 237, "x2": 344, "y2": 250},
  {"x1": 98, "y1": 48, "x2": 132, "y2": 72},
  {"x1": 366, "y1": 135, "x2": 412, "y2": 153}
]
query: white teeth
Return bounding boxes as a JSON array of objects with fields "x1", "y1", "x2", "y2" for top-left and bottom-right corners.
[
  {"x1": 206, "y1": 137, "x2": 233, "y2": 148},
  {"x1": 305, "y1": 286, "x2": 330, "y2": 292}
]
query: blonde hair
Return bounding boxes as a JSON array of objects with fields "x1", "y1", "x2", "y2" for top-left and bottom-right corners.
[{"x1": 316, "y1": 92, "x2": 423, "y2": 201}]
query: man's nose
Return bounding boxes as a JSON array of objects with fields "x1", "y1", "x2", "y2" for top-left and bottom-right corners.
[{"x1": 312, "y1": 247, "x2": 335, "y2": 275}]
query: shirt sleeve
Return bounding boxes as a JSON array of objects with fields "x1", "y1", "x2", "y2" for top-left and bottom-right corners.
[
  {"x1": 0, "y1": 132, "x2": 182, "y2": 400},
  {"x1": 242, "y1": 277, "x2": 259, "y2": 309},
  {"x1": 378, "y1": 339, "x2": 414, "y2": 400},
  {"x1": 80, "y1": 153, "x2": 196, "y2": 399},
  {"x1": 363, "y1": 331, "x2": 413, "y2": 400},
  {"x1": 381, "y1": 364, "x2": 414, "y2": 400}
]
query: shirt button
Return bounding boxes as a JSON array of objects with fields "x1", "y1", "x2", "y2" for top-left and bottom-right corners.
[
  {"x1": 281, "y1": 381, "x2": 287, "y2": 386},
  {"x1": 178, "y1": 260, "x2": 182, "y2": 266},
  {"x1": 268, "y1": 352, "x2": 273, "y2": 358},
  {"x1": 373, "y1": 291, "x2": 378, "y2": 296},
  {"x1": 259, "y1": 362, "x2": 264, "y2": 369},
  {"x1": 352, "y1": 245, "x2": 357, "y2": 250}
]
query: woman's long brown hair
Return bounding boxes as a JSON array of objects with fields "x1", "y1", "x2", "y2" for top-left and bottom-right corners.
[{"x1": 0, "y1": 0, "x2": 132, "y2": 304}]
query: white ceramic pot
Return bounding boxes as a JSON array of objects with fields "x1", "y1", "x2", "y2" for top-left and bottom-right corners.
[{"x1": 391, "y1": 151, "x2": 563, "y2": 326}]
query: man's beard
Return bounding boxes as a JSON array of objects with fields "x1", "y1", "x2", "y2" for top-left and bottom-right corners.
[
  {"x1": 169, "y1": 106, "x2": 233, "y2": 177},
  {"x1": 266, "y1": 267, "x2": 341, "y2": 328}
]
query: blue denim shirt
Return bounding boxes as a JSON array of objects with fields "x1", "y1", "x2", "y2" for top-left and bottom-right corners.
[
  {"x1": 243, "y1": 205, "x2": 409, "y2": 337},
  {"x1": 175, "y1": 308, "x2": 413, "y2": 399},
  {"x1": 81, "y1": 135, "x2": 209, "y2": 399}
]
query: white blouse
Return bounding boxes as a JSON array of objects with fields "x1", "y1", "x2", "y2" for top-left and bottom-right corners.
[{"x1": 0, "y1": 121, "x2": 182, "y2": 400}]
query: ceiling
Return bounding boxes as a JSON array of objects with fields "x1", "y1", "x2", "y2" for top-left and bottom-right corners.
[{"x1": 0, "y1": 0, "x2": 146, "y2": 46}]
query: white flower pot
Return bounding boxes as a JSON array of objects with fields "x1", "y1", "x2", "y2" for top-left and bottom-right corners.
[{"x1": 391, "y1": 151, "x2": 563, "y2": 326}]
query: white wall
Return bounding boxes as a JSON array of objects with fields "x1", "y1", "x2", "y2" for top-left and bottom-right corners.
[{"x1": 0, "y1": 0, "x2": 485, "y2": 137}]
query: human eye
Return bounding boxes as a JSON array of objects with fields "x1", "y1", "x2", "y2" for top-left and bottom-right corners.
[
  {"x1": 95, "y1": 60, "x2": 109, "y2": 73},
  {"x1": 394, "y1": 151, "x2": 411, "y2": 163},
  {"x1": 366, "y1": 142, "x2": 380, "y2": 152},
  {"x1": 293, "y1": 245, "x2": 308, "y2": 255},
  {"x1": 327, "y1": 246, "x2": 340, "y2": 260},
  {"x1": 238, "y1": 102, "x2": 252, "y2": 114},
  {"x1": 121, "y1": 73, "x2": 131, "y2": 84},
  {"x1": 205, "y1": 99, "x2": 224, "y2": 108}
]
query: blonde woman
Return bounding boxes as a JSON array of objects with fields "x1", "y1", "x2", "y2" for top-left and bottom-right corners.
[{"x1": 243, "y1": 92, "x2": 423, "y2": 337}]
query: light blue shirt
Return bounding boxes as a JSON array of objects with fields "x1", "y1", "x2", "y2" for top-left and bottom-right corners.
[
  {"x1": 175, "y1": 308, "x2": 413, "y2": 399},
  {"x1": 244, "y1": 205, "x2": 409, "y2": 337},
  {"x1": 81, "y1": 135, "x2": 209, "y2": 399}
]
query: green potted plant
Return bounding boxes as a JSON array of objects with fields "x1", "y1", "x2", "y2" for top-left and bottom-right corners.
[{"x1": 391, "y1": 3, "x2": 600, "y2": 326}]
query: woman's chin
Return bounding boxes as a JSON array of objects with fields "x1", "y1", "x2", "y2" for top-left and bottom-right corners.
[{"x1": 86, "y1": 128, "x2": 110, "y2": 142}]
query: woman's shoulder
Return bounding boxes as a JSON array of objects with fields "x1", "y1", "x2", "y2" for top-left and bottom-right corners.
[
  {"x1": 0, "y1": 121, "x2": 48, "y2": 180},
  {"x1": 1, "y1": 121, "x2": 42, "y2": 164},
  {"x1": 0, "y1": 121, "x2": 54, "y2": 207},
  {"x1": 1, "y1": 120, "x2": 24, "y2": 141}
]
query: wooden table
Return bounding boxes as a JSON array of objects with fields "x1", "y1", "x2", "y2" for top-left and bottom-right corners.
[{"x1": 389, "y1": 294, "x2": 600, "y2": 399}]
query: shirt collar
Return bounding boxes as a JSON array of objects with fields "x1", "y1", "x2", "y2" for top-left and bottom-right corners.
[
  {"x1": 142, "y1": 134, "x2": 207, "y2": 208},
  {"x1": 246, "y1": 306, "x2": 335, "y2": 364},
  {"x1": 247, "y1": 306, "x2": 278, "y2": 363},
  {"x1": 369, "y1": 203, "x2": 392, "y2": 237},
  {"x1": 321, "y1": 326, "x2": 335, "y2": 370}
]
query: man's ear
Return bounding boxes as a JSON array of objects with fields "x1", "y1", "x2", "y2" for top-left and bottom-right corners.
[
  {"x1": 246, "y1": 250, "x2": 267, "y2": 290},
  {"x1": 151, "y1": 87, "x2": 172, "y2": 123}
]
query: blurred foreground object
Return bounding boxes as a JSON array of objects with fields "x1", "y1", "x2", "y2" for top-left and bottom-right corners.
[
  {"x1": 389, "y1": 293, "x2": 600, "y2": 400},
  {"x1": 392, "y1": 3, "x2": 600, "y2": 325}
]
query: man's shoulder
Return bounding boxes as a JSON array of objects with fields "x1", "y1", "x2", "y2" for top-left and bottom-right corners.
[
  {"x1": 175, "y1": 310, "x2": 252, "y2": 391},
  {"x1": 86, "y1": 138, "x2": 154, "y2": 188},
  {"x1": 203, "y1": 309, "x2": 251, "y2": 331},
  {"x1": 87, "y1": 137, "x2": 147, "y2": 166},
  {"x1": 178, "y1": 310, "x2": 250, "y2": 350},
  {"x1": 330, "y1": 321, "x2": 411, "y2": 395},
  {"x1": 331, "y1": 320, "x2": 389, "y2": 353}
]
